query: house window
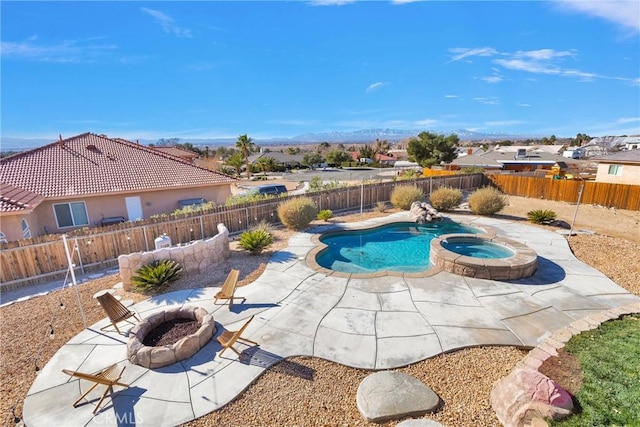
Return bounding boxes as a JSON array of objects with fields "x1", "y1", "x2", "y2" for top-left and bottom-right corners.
[
  {"x1": 53, "y1": 202, "x2": 89, "y2": 228},
  {"x1": 607, "y1": 164, "x2": 623, "y2": 176},
  {"x1": 21, "y1": 219, "x2": 31, "y2": 239}
]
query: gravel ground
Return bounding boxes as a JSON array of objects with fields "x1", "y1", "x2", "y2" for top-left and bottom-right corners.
[{"x1": 1, "y1": 207, "x2": 638, "y2": 426}]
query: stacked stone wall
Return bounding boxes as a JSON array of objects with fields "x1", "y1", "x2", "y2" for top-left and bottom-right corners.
[{"x1": 118, "y1": 223, "x2": 230, "y2": 290}]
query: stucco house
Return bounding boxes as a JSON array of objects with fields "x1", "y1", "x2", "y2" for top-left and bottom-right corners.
[
  {"x1": 0, "y1": 133, "x2": 237, "y2": 241},
  {"x1": 593, "y1": 149, "x2": 640, "y2": 185}
]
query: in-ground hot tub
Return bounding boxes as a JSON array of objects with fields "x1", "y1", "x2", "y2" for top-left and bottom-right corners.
[
  {"x1": 127, "y1": 305, "x2": 216, "y2": 369},
  {"x1": 430, "y1": 234, "x2": 537, "y2": 280}
]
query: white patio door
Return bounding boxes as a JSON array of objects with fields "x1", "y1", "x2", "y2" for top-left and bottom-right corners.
[{"x1": 125, "y1": 196, "x2": 144, "y2": 221}]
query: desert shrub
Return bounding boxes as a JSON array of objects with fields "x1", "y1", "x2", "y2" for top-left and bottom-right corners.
[
  {"x1": 375, "y1": 201, "x2": 387, "y2": 213},
  {"x1": 429, "y1": 187, "x2": 463, "y2": 211},
  {"x1": 239, "y1": 229, "x2": 274, "y2": 255},
  {"x1": 468, "y1": 186, "x2": 506, "y2": 215},
  {"x1": 395, "y1": 169, "x2": 421, "y2": 181},
  {"x1": 251, "y1": 219, "x2": 275, "y2": 234},
  {"x1": 131, "y1": 259, "x2": 183, "y2": 293},
  {"x1": 277, "y1": 197, "x2": 318, "y2": 230},
  {"x1": 390, "y1": 185, "x2": 424, "y2": 210},
  {"x1": 317, "y1": 209, "x2": 334, "y2": 222},
  {"x1": 225, "y1": 192, "x2": 273, "y2": 206},
  {"x1": 527, "y1": 209, "x2": 557, "y2": 224}
]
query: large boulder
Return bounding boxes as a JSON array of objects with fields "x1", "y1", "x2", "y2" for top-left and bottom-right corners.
[
  {"x1": 409, "y1": 202, "x2": 442, "y2": 224},
  {"x1": 357, "y1": 371, "x2": 440, "y2": 423}
]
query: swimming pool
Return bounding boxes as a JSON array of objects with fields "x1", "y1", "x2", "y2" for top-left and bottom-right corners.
[{"x1": 315, "y1": 221, "x2": 479, "y2": 274}]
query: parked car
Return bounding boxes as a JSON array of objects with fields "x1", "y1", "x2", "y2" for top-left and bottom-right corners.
[{"x1": 254, "y1": 184, "x2": 288, "y2": 196}]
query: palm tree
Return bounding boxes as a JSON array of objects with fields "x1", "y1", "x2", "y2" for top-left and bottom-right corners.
[
  {"x1": 225, "y1": 152, "x2": 245, "y2": 177},
  {"x1": 235, "y1": 134, "x2": 255, "y2": 179},
  {"x1": 255, "y1": 156, "x2": 277, "y2": 175}
]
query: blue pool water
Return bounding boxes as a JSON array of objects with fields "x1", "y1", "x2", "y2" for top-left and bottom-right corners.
[
  {"x1": 442, "y1": 240, "x2": 513, "y2": 259},
  {"x1": 316, "y1": 221, "x2": 478, "y2": 274}
]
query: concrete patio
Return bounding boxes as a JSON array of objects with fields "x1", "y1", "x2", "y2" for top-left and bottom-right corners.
[{"x1": 23, "y1": 212, "x2": 640, "y2": 426}]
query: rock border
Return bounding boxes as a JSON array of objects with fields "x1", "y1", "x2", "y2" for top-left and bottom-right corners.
[
  {"x1": 127, "y1": 305, "x2": 216, "y2": 369},
  {"x1": 491, "y1": 302, "x2": 640, "y2": 426}
]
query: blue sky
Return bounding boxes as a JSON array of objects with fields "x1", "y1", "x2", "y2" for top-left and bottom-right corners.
[{"x1": 2, "y1": 0, "x2": 639, "y2": 143}]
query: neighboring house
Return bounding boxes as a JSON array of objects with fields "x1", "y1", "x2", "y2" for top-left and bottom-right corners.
[
  {"x1": 152, "y1": 145, "x2": 200, "y2": 163},
  {"x1": 582, "y1": 136, "x2": 640, "y2": 157},
  {"x1": 247, "y1": 152, "x2": 304, "y2": 169},
  {"x1": 347, "y1": 152, "x2": 395, "y2": 165},
  {"x1": 593, "y1": 150, "x2": 640, "y2": 185},
  {"x1": 450, "y1": 154, "x2": 502, "y2": 170},
  {"x1": 0, "y1": 133, "x2": 236, "y2": 241}
]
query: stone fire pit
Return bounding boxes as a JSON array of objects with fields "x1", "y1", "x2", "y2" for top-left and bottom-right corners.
[{"x1": 127, "y1": 305, "x2": 216, "y2": 369}]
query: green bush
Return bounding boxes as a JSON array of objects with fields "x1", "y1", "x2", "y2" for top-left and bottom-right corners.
[
  {"x1": 429, "y1": 187, "x2": 463, "y2": 211},
  {"x1": 239, "y1": 229, "x2": 274, "y2": 255},
  {"x1": 468, "y1": 186, "x2": 506, "y2": 215},
  {"x1": 460, "y1": 166, "x2": 485, "y2": 174},
  {"x1": 277, "y1": 197, "x2": 318, "y2": 230},
  {"x1": 527, "y1": 209, "x2": 557, "y2": 224},
  {"x1": 225, "y1": 192, "x2": 273, "y2": 206},
  {"x1": 131, "y1": 259, "x2": 183, "y2": 293},
  {"x1": 317, "y1": 209, "x2": 333, "y2": 222},
  {"x1": 395, "y1": 169, "x2": 421, "y2": 181},
  {"x1": 390, "y1": 185, "x2": 425, "y2": 210}
]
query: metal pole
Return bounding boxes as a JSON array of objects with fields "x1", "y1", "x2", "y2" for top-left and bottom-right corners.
[
  {"x1": 360, "y1": 181, "x2": 364, "y2": 215},
  {"x1": 569, "y1": 181, "x2": 585, "y2": 238},
  {"x1": 74, "y1": 237, "x2": 85, "y2": 275},
  {"x1": 62, "y1": 235, "x2": 87, "y2": 328}
]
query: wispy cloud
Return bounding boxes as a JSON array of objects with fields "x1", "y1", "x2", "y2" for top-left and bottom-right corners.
[
  {"x1": 141, "y1": 8, "x2": 192, "y2": 38},
  {"x1": 414, "y1": 119, "x2": 438, "y2": 127},
  {"x1": 266, "y1": 119, "x2": 317, "y2": 126},
  {"x1": 517, "y1": 103, "x2": 532, "y2": 108},
  {"x1": 365, "y1": 82, "x2": 387, "y2": 93},
  {"x1": 485, "y1": 120, "x2": 523, "y2": 127},
  {"x1": 391, "y1": 0, "x2": 423, "y2": 4},
  {"x1": 309, "y1": 0, "x2": 356, "y2": 6},
  {"x1": 481, "y1": 68, "x2": 504, "y2": 84},
  {"x1": 473, "y1": 97, "x2": 500, "y2": 105},
  {"x1": 450, "y1": 46, "x2": 635, "y2": 85},
  {"x1": 444, "y1": 94, "x2": 459, "y2": 98},
  {"x1": 553, "y1": 0, "x2": 640, "y2": 33},
  {"x1": 615, "y1": 117, "x2": 640, "y2": 124},
  {"x1": 447, "y1": 47, "x2": 498, "y2": 63},
  {"x1": 1, "y1": 38, "x2": 117, "y2": 63}
]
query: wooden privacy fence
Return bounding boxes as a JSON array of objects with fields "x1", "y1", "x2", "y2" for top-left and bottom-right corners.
[
  {"x1": 0, "y1": 174, "x2": 484, "y2": 289},
  {"x1": 487, "y1": 175, "x2": 640, "y2": 211}
]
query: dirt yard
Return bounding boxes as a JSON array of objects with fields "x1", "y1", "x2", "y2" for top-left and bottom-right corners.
[
  {"x1": 1, "y1": 194, "x2": 638, "y2": 426},
  {"x1": 499, "y1": 195, "x2": 640, "y2": 244}
]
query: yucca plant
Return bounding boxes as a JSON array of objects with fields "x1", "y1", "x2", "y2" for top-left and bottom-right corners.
[
  {"x1": 527, "y1": 209, "x2": 557, "y2": 224},
  {"x1": 317, "y1": 209, "x2": 334, "y2": 222},
  {"x1": 131, "y1": 259, "x2": 183, "y2": 293},
  {"x1": 239, "y1": 229, "x2": 274, "y2": 255}
]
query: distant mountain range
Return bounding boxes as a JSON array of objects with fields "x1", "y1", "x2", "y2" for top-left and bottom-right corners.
[{"x1": 0, "y1": 128, "x2": 541, "y2": 152}]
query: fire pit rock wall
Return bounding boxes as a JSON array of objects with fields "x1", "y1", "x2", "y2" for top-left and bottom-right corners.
[{"x1": 127, "y1": 305, "x2": 215, "y2": 369}]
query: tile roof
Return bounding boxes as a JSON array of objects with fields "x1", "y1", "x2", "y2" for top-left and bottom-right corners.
[
  {"x1": 0, "y1": 183, "x2": 45, "y2": 213},
  {"x1": 152, "y1": 146, "x2": 200, "y2": 159},
  {"x1": 0, "y1": 133, "x2": 236, "y2": 200}
]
